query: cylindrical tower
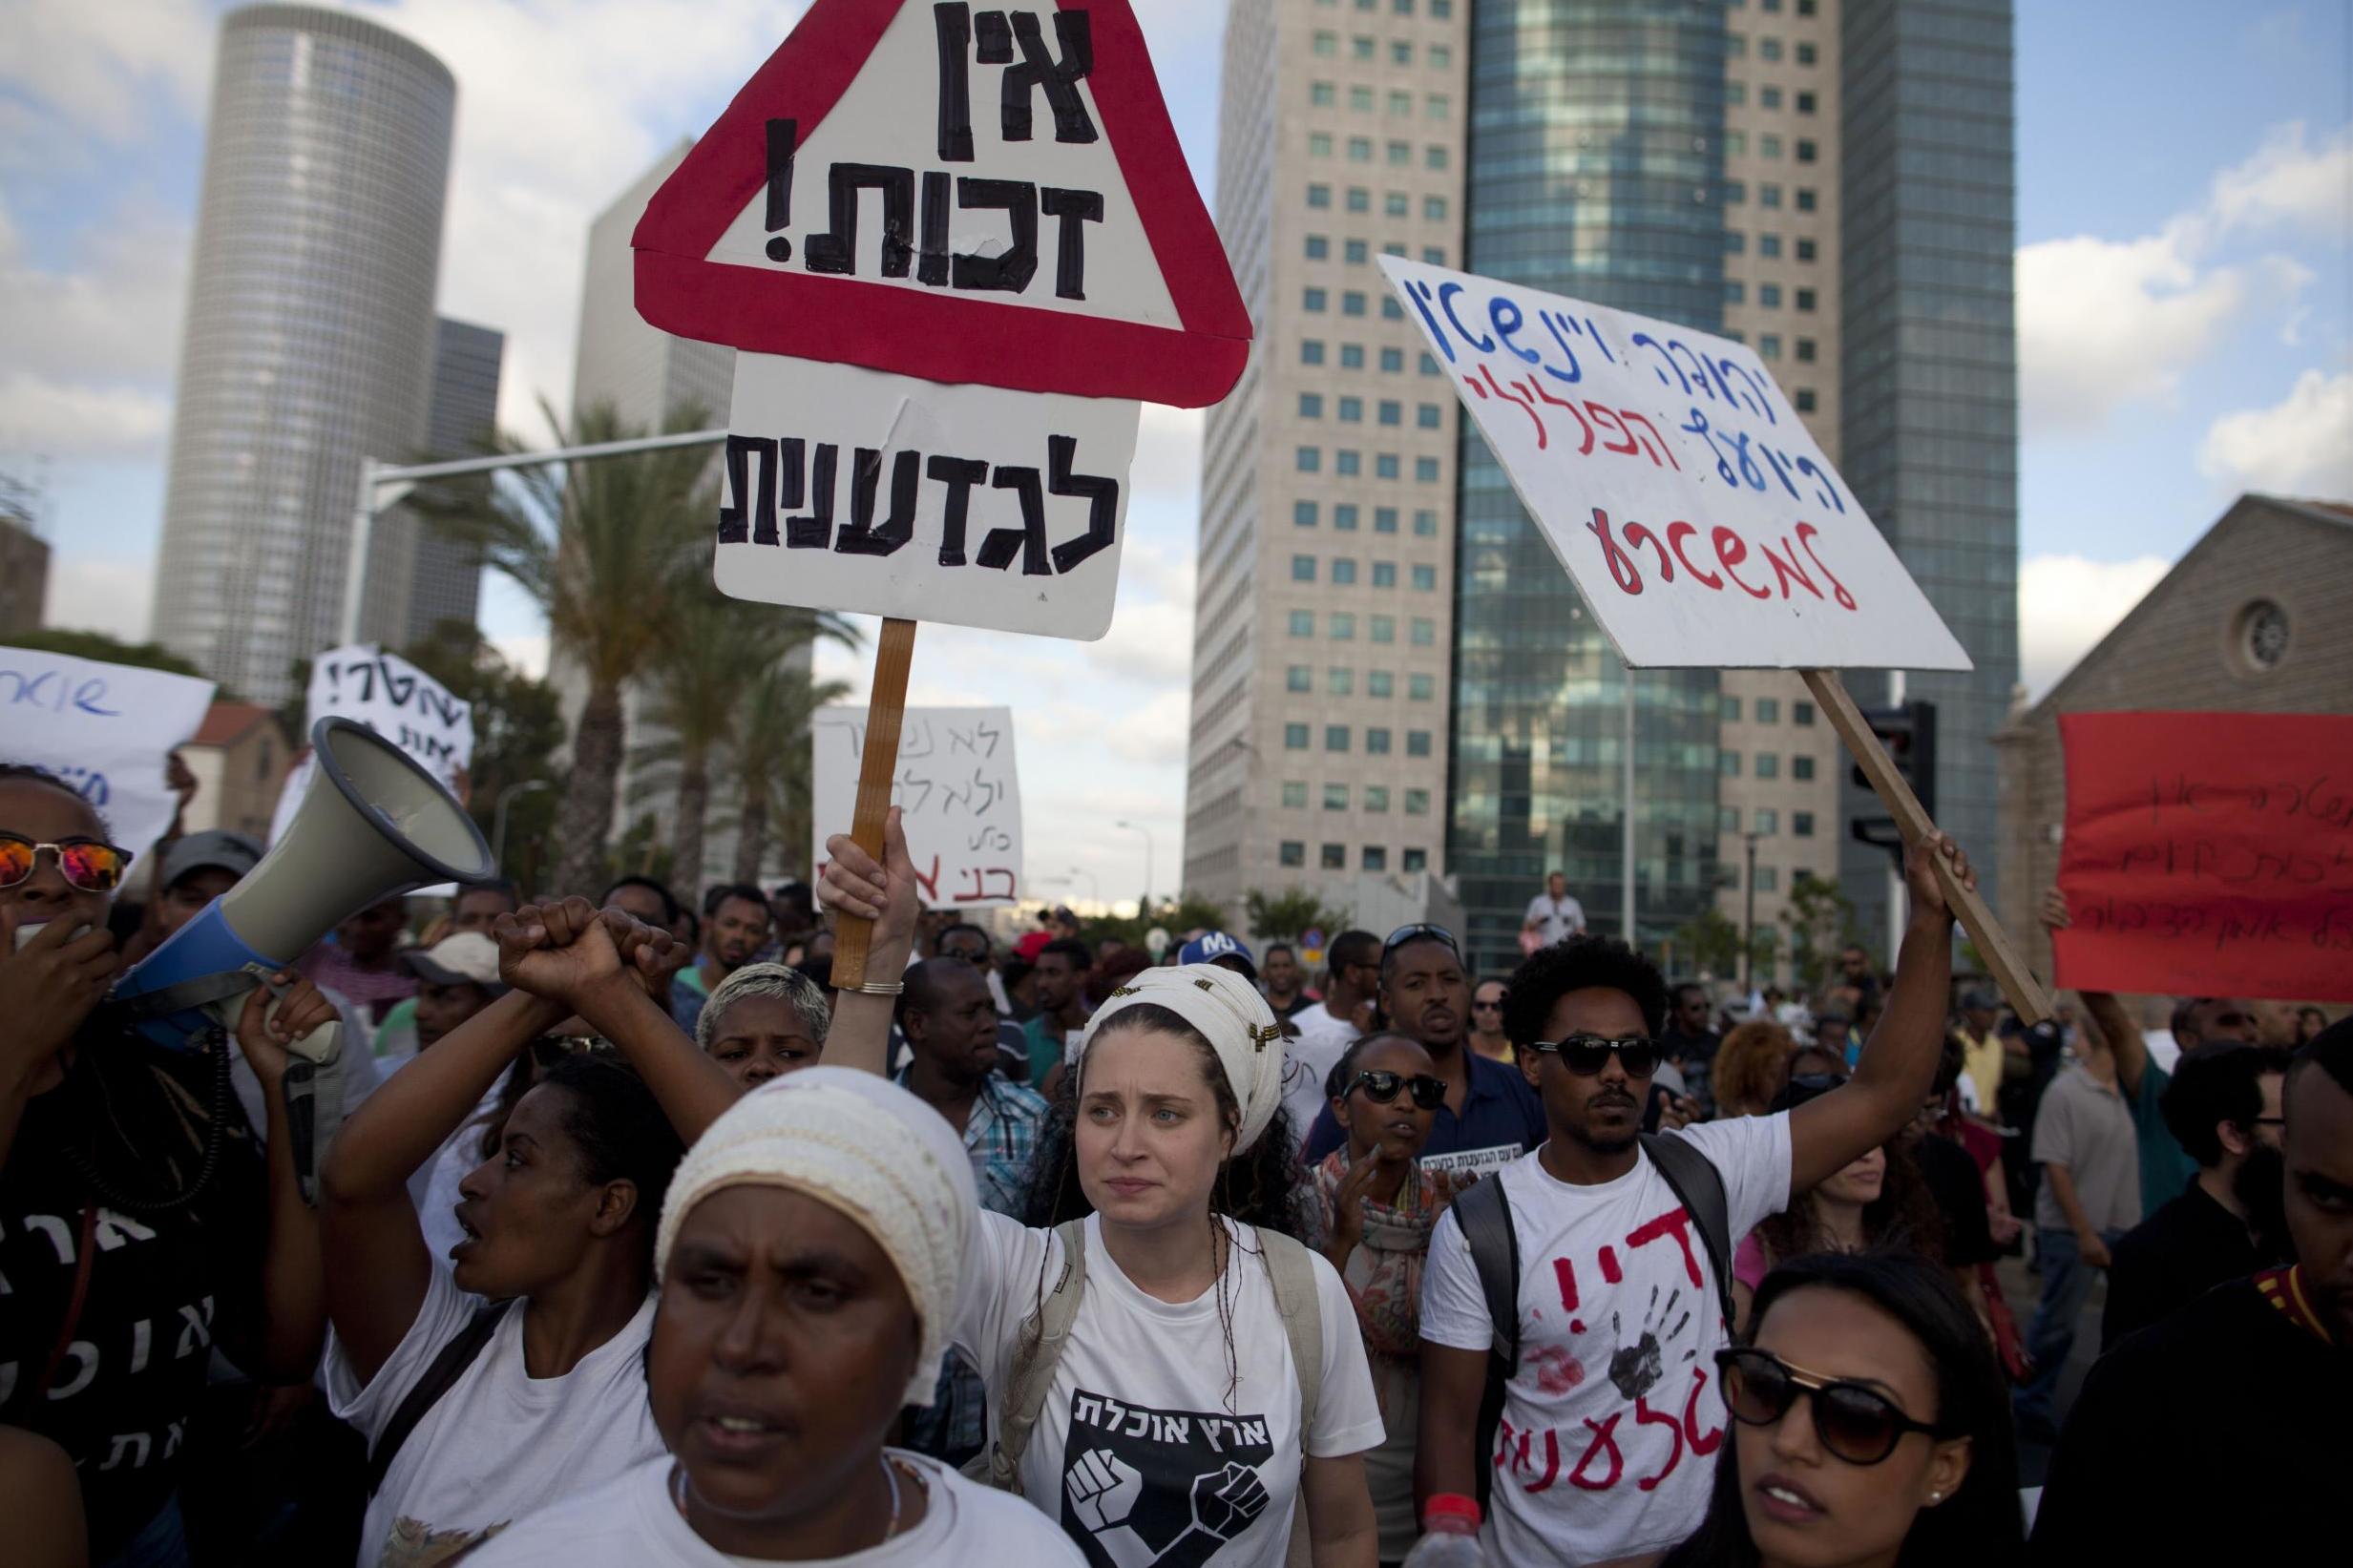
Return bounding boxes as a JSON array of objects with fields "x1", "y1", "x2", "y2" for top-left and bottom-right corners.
[{"x1": 153, "y1": 3, "x2": 454, "y2": 702}]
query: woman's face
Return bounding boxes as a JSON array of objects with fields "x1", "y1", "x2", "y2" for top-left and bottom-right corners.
[
  {"x1": 1735, "y1": 1286, "x2": 1971, "y2": 1568},
  {"x1": 450, "y1": 1083, "x2": 630, "y2": 1299},
  {"x1": 1076, "y1": 1025, "x2": 1234, "y2": 1233},
  {"x1": 706, "y1": 995, "x2": 820, "y2": 1089},
  {"x1": 650, "y1": 1185, "x2": 918, "y2": 1552},
  {"x1": 0, "y1": 779, "x2": 114, "y2": 937},
  {"x1": 1334, "y1": 1035, "x2": 1440, "y2": 1162},
  {"x1": 1817, "y1": 1144, "x2": 1886, "y2": 1209}
]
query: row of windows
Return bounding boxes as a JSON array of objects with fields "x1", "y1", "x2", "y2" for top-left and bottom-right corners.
[
  {"x1": 1294, "y1": 447, "x2": 1444, "y2": 482},
  {"x1": 1309, "y1": 83, "x2": 1452, "y2": 118},
  {"x1": 1284, "y1": 666, "x2": 1439, "y2": 700},
  {"x1": 1295, "y1": 392, "x2": 1445, "y2": 428},
  {"x1": 1726, "y1": 233, "x2": 1821, "y2": 263},
  {"x1": 1280, "y1": 723, "x2": 1437, "y2": 758},
  {"x1": 1280, "y1": 780, "x2": 1435, "y2": 815},
  {"x1": 1302, "y1": 286, "x2": 1415, "y2": 319},
  {"x1": 1281, "y1": 842, "x2": 1432, "y2": 873},
  {"x1": 1724, "y1": 182, "x2": 1820, "y2": 211},
  {"x1": 1306, "y1": 185, "x2": 1448, "y2": 218},
  {"x1": 1304, "y1": 134, "x2": 1453, "y2": 171},
  {"x1": 1287, "y1": 610, "x2": 1439, "y2": 644},
  {"x1": 1724, "y1": 83, "x2": 1818, "y2": 114},
  {"x1": 1727, "y1": 35, "x2": 1821, "y2": 65},
  {"x1": 1747, "y1": 334, "x2": 1820, "y2": 365},
  {"x1": 1722, "y1": 132, "x2": 1818, "y2": 162},
  {"x1": 1310, "y1": 31, "x2": 1451, "y2": 66},
  {"x1": 1722, "y1": 806, "x2": 1817, "y2": 838},
  {"x1": 1724, "y1": 698, "x2": 1817, "y2": 725},
  {"x1": 1291, "y1": 502, "x2": 1442, "y2": 534},
  {"x1": 1732, "y1": 0, "x2": 1824, "y2": 15},
  {"x1": 1303, "y1": 231, "x2": 1449, "y2": 261},
  {"x1": 1719, "y1": 752, "x2": 1817, "y2": 781},
  {"x1": 1289, "y1": 556, "x2": 1441, "y2": 591},
  {"x1": 1723, "y1": 282, "x2": 1819, "y2": 311},
  {"x1": 1313, "y1": 0, "x2": 1456, "y2": 20},
  {"x1": 1300, "y1": 341, "x2": 1443, "y2": 376}
]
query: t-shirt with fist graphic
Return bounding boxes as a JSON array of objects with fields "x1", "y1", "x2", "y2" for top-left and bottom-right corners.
[{"x1": 958, "y1": 1211, "x2": 1385, "y2": 1568}]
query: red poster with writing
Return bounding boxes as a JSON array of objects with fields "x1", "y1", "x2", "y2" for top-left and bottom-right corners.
[{"x1": 2056, "y1": 712, "x2": 2353, "y2": 1002}]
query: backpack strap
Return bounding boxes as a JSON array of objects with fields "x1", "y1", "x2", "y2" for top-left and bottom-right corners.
[
  {"x1": 1254, "y1": 1230, "x2": 1324, "y2": 1437},
  {"x1": 968, "y1": 1218, "x2": 1090, "y2": 1495},
  {"x1": 1639, "y1": 1132, "x2": 1737, "y2": 1328},
  {"x1": 1451, "y1": 1173, "x2": 1521, "y2": 1516},
  {"x1": 367, "y1": 1303, "x2": 506, "y2": 1496}
]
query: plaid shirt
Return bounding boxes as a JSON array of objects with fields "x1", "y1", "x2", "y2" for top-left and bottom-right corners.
[{"x1": 894, "y1": 1069, "x2": 1051, "y2": 1217}]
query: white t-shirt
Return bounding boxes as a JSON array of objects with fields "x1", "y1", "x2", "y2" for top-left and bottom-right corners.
[
  {"x1": 326, "y1": 1263, "x2": 665, "y2": 1568},
  {"x1": 1276, "y1": 1027, "x2": 1350, "y2": 1155},
  {"x1": 1420, "y1": 1116, "x2": 1793, "y2": 1567},
  {"x1": 463, "y1": 1453, "x2": 1086, "y2": 1567},
  {"x1": 957, "y1": 1211, "x2": 1386, "y2": 1568},
  {"x1": 1522, "y1": 893, "x2": 1586, "y2": 945}
]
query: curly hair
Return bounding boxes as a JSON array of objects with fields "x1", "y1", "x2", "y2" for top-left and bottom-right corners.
[
  {"x1": 0, "y1": 762, "x2": 115, "y2": 840},
  {"x1": 1754, "y1": 1135, "x2": 1947, "y2": 1269},
  {"x1": 1500, "y1": 933, "x2": 1670, "y2": 1049},
  {"x1": 1710, "y1": 1021, "x2": 1796, "y2": 1119}
]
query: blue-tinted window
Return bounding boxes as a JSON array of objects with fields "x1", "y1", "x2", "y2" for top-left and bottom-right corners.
[
  {"x1": 1331, "y1": 558, "x2": 1358, "y2": 585},
  {"x1": 1285, "y1": 723, "x2": 1310, "y2": 749},
  {"x1": 1325, "y1": 725, "x2": 1352, "y2": 752},
  {"x1": 1298, "y1": 392, "x2": 1324, "y2": 417},
  {"x1": 1335, "y1": 449, "x2": 1361, "y2": 475},
  {"x1": 1334, "y1": 503, "x2": 1360, "y2": 530},
  {"x1": 1376, "y1": 453, "x2": 1400, "y2": 479},
  {"x1": 1415, "y1": 456, "x2": 1439, "y2": 482},
  {"x1": 1293, "y1": 500, "x2": 1318, "y2": 527},
  {"x1": 1301, "y1": 339, "x2": 1326, "y2": 365},
  {"x1": 1295, "y1": 447, "x2": 1320, "y2": 471}
]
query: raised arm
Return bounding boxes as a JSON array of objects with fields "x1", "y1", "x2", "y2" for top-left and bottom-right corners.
[
  {"x1": 216, "y1": 973, "x2": 339, "y2": 1384},
  {"x1": 2040, "y1": 888, "x2": 2148, "y2": 1095},
  {"x1": 814, "y1": 807, "x2": 920, "y2": 1078},
  {"x1": 1789, "y1": 832, "x2": 1965, "y2": 1194}
]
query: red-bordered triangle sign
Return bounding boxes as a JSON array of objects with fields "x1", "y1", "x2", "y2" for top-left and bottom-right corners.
[{"x1": 634, "y1": 0, "x2": 1250, "y2": 408}]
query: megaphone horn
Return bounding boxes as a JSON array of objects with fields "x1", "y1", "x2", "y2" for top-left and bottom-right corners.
[{"x1": 115, "y1": 717, "x2": 498, "y2": 1050}]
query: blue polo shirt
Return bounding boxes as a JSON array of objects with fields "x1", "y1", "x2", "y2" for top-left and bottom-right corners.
[{"x1": 1301, "y1": 1049, "x2": 1545, "y2": 1175}]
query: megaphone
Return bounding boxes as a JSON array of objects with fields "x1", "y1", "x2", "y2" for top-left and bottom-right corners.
[{"x1": 114, "y1": 716, "x2": 497, "y2": 1047}]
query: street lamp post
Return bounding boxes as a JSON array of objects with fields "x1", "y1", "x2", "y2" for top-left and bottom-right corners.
[
  {"x1": 493, "y1": 779, "x2": 556, "y2": 869},
  {"x1": 1115, "y1": 819, "x2": 1154, "y2": 911}
]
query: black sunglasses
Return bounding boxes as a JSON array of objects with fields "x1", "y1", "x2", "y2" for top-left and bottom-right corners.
[
  {"x1": 1716, "y1": 1348, "x2": 1948, "y2": 1465},
  {"x1": 1381, "y1": 922, "x2": 1460, "y2": 957},
  {"x1": 1528, "y1": 1033, "x2": 1659, "y2": 1077},
  {"x1": 1346, "y1": 1069, "x2": 1446, "y2": 1110}
]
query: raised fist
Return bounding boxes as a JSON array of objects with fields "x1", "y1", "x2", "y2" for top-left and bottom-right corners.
[
  {"x1": 1066, "y1": 1447, "x2": 1144, "y2": 1533},
  {"x1": 1188, "y1": 1461, "x2": 1270, "y2": 1540}
]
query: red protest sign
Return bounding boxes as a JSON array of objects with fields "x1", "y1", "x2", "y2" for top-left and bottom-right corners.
[{"x1": 2055, "y1": 712, "x2": 2353, "y2": 1002}]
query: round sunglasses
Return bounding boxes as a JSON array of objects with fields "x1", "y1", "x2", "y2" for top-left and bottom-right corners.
[
  {"x1": 0, "y1": 834, "x2": 135, "y2": 894},
  {"x1": 1345, "y1": 1069, "x2": 1446, "y2": 1110},
  {"x1": 1716, "y1": 1347, "x2": 1949, "y2": 1465},
  {"x1": 1527, "y1": 1033, "x2": 1659, "y2": 1077}
]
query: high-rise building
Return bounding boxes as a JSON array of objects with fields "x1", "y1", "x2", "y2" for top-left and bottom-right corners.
[
  {"x1": 152, "y1": 4, "x2": 455, "y2": 702},
  {"x1": 574, "y1": 142, "x2": 734, "y2": 433},
  {"x1": 361, "y1": 317, "x2": 507, "y2": 649},
  {"x1": 1182, "y1": 0, "x2": 1470, "y2": 916}
]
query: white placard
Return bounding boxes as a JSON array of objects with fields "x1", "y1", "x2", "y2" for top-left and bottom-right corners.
[
  {"x1": 810, "y1": 705, "x2": 1023, "y2": 907},
  {"x1": 0, "y1": 648, "x2": 216, "y2": 860},
  {"x1": 1380, "y1": 256, "x2": 1971, "y2": 671},
  {"x1": 305, "y1": 644, "x2": 475, "y2": 788},
  {"x1": 718, "y1": 356, "x2": 1140, "y2": 638}
]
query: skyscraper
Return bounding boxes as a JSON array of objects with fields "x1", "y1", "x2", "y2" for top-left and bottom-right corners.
[
  {"x1": 152, "y1": 4, "x2": 455, "y2": 702},
  {"x1": 361, "y1": 317, "x2": 507, "y2": 649},
  {"x1": 574, "y1": 142, "x2": 734, "y2": 434}
]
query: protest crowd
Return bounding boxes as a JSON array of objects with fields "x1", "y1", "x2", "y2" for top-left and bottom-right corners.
[{"x1": 4, "y1": 742, "x2": 2347, "y2": 1568}]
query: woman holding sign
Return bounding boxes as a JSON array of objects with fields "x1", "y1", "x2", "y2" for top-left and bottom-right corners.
[{"x1": 820, "y1": 811, "x2": 1387, "y2": 1568}]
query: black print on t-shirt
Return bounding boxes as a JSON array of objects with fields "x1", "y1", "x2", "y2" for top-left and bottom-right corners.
[{"x1": 1060, "y1": 1388, "x2": 1276, "y2": 1568}]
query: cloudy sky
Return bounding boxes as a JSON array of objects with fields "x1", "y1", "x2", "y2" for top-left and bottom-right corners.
[{"x1": 3, "y1": 0, "x2": 2346, "y2": 909}]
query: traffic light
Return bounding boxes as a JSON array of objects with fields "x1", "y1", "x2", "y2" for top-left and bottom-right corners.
[{"x1": 1849, "y1": 700, "x2": 1938, "y2": 820}]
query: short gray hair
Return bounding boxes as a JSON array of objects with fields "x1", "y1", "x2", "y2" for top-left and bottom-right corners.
[{"x1": 696, "y1": 963, "x2": 831, "y2": 1055}]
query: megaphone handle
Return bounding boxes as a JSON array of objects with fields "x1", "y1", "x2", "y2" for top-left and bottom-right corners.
[{"x1": 833, "y1": 618, "x2": 918, "y2": 990}]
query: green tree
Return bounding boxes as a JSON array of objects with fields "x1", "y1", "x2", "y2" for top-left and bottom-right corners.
[
  {"x1": 1670, "y1": 906, "x2": 1746, "y2": 978},
  {"x1": 720, "y1": 659, "x2": 851, "y2": 886},
  {"x1": 1082, "y1": 892, "x2": 1236, "y2": 952},
  {"x1": 401, "y1": 621, "x2": 565, "y2": 886},
  {"x1": 1780, "y1": 871, "x2": 1864, "y2": 992},
  {"x1": 424, "y1": 398, "x2": 718, "y2": 896},
  {"x1": 1243, "y1": 886, "x2": 1354, "y2": 945},
  {"x1": 3, "y1": 628, "x2": 209, "y2": 683}
]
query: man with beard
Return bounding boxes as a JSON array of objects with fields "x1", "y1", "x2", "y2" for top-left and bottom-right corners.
[
  {"x1": 670, "y1": 881, "x2": 771, "y2": 1034},
  {"x1": 1301, "y1": 925, "x2": 1543, "y2": 1177},
  {"x1": 2101, "y1": 1042, "x2": 2291, "y2": 1348}
]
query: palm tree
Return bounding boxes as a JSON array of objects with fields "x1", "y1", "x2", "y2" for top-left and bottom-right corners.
[
  {"x1": 428, "y1": 398, "x2": 717, "y2": 897},
  {"x1": 630, "y1": 588, "x2": 857, "y2": 895},
  {"x1": 725, "y1": 659, "x2": 851, "y2": 886}
]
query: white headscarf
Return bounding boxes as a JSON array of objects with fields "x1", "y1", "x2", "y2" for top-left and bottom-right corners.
[
  {"x1": 1073, "y1": 963, "x2": 1291, "y2": 1152},
  {"x1": 655, "y1": 1067, "x2": 977, "y2": 1405}
]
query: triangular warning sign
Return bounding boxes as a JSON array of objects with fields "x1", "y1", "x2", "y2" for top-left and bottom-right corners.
[{"x1": 634, "y1": 0, "x2": 1250, "y2": 408}]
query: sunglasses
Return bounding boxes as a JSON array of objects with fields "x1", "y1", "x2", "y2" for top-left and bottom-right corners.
[
  {"x1": 1382, "y1": 922, "x2": 1460, "y2": 957},
  {"x1": 1528, "y1": 1033, "x2": 1659, "y2": 1077},
  {"x1": 0, "y1": 834, "x2": 135, "y2": 894},
  {"x1": 1716, "y1": 1348, "x2": 1948, "y2": 1465},
  {"x1": 1347, "y1": 1069, "x2": 1446, "y2": 1110},
  {"x1": 1472, "y1": 998, "x2": 1504, "y2": 1012}
]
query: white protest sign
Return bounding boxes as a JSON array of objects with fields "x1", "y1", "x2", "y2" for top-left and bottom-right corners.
[
  {"x1": 305, "y1": 644, "x2": 474, "y2": 788},
  {"x1": 0, "y1": 648, "x2": 215, "y2": 860},
  {"x1": 634, "y1": 0, "x2": 1250, "y2": 640},
  {"x1": 1379, "y1": 256, "x2": 1971, "y2": 671},
  {"x1": 810, "y1": 705, "x2": 1022, "y2": 907}
]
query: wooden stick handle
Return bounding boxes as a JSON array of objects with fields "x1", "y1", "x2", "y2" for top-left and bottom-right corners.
[
  {"x1": 831, "y1": 617, "x2": 917, "y2": 991},
  {"x1": 1801, "y1": 670, "x2": 2053, "y2": 1025}
]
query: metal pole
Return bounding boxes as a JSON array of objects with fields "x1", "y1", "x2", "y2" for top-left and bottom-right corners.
[
  {"x1": 1069, "y1": 867, "x2": 1101, "y2": 906},
  {"x1": 1116, "y1": 819, "x2": 1154, "y2": 910},
  {"x1": 1621, "y1": 664, "x2": 1637, "y2": 947},
  {"x1": 1744, "y1": 833, "x2": 1758, "y2": 986},
  {"x1": 341, "y1": 458, "x2": 378, "y2": 646},
  {"x1": 493, "y1": 779, "x2": 555, "y2": 868}
]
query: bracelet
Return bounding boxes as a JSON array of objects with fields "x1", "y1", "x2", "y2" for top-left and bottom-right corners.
[{"x1": 845, "y1": 980, "x2": 905, "y2": 996}]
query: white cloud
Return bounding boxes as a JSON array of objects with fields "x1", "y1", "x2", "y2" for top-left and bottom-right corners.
[
  {"x1": 2017, "y1": 553, "x2": 2172, "y2": 700},
  {"x1": 2197, "y1": 367, "x2": 2353, "y2": 498},
  {"x1": 0, "y1": 0, "x2": 212, "y2": 146},
  {"x1": 41, "y1": 551, "x2": 157, "y2": 640},
  {"x1": 490, "y1": 633, "x2": 551, "y2": 679},
  {"x1": 2200, "y1": 121, "x2": 2353, "y2": 241},
  {"x1": 0, "y1": 191, "x2": 190, "y2": 454},
  {"x1": 0, "y1": 371, "x2": 173, "y2": 457}
]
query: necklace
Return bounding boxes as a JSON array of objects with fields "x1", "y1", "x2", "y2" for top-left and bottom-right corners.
[{"x1": 669, "y1": 1453, "x2": 906, "y2": 1546}]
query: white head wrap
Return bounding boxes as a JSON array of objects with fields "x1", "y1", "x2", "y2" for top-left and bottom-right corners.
[
  {"x1": 654, "y1": 1067, "x2": 977, "y2": 1406},
  {"x1": 1073, "y1": 963, "x2": 1290, "y2": 1153}
]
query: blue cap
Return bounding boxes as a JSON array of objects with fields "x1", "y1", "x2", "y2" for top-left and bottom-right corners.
[{"x1": 1178, "y1": 930, "x2": 1257, "y2": 982}]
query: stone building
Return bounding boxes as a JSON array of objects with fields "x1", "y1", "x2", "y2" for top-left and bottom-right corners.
[{"x1": 1994, "y1": 493, "x2": 2353, "y2": 978}]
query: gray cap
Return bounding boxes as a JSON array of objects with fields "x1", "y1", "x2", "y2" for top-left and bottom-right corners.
[{"x1": 159, "y1": 830, "x2": 263, "y2": 891}]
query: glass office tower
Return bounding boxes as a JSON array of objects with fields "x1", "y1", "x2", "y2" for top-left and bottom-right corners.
[{"x1": 1448, "y1": 0, "x2": 1729, "y2": 976}]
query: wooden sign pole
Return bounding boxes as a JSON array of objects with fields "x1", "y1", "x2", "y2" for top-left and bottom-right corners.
[
  {"x1": 830, "y1": 617, "x2": 918, "y2": 990},
  {"x1": 1801, "y1": 669, "x2": 2054, "y2": 1025}
]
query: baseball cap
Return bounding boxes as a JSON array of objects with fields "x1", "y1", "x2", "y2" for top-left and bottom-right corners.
[
  {"x1": 158, "y1": 830, "x2": 263, "y2": 891},
  {"x1": 402, "y1": 931, "x2": 508, "y2": 993},
  {"x1": 1178, "y1": 930, "x2": 1258, "y2": 983}
]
